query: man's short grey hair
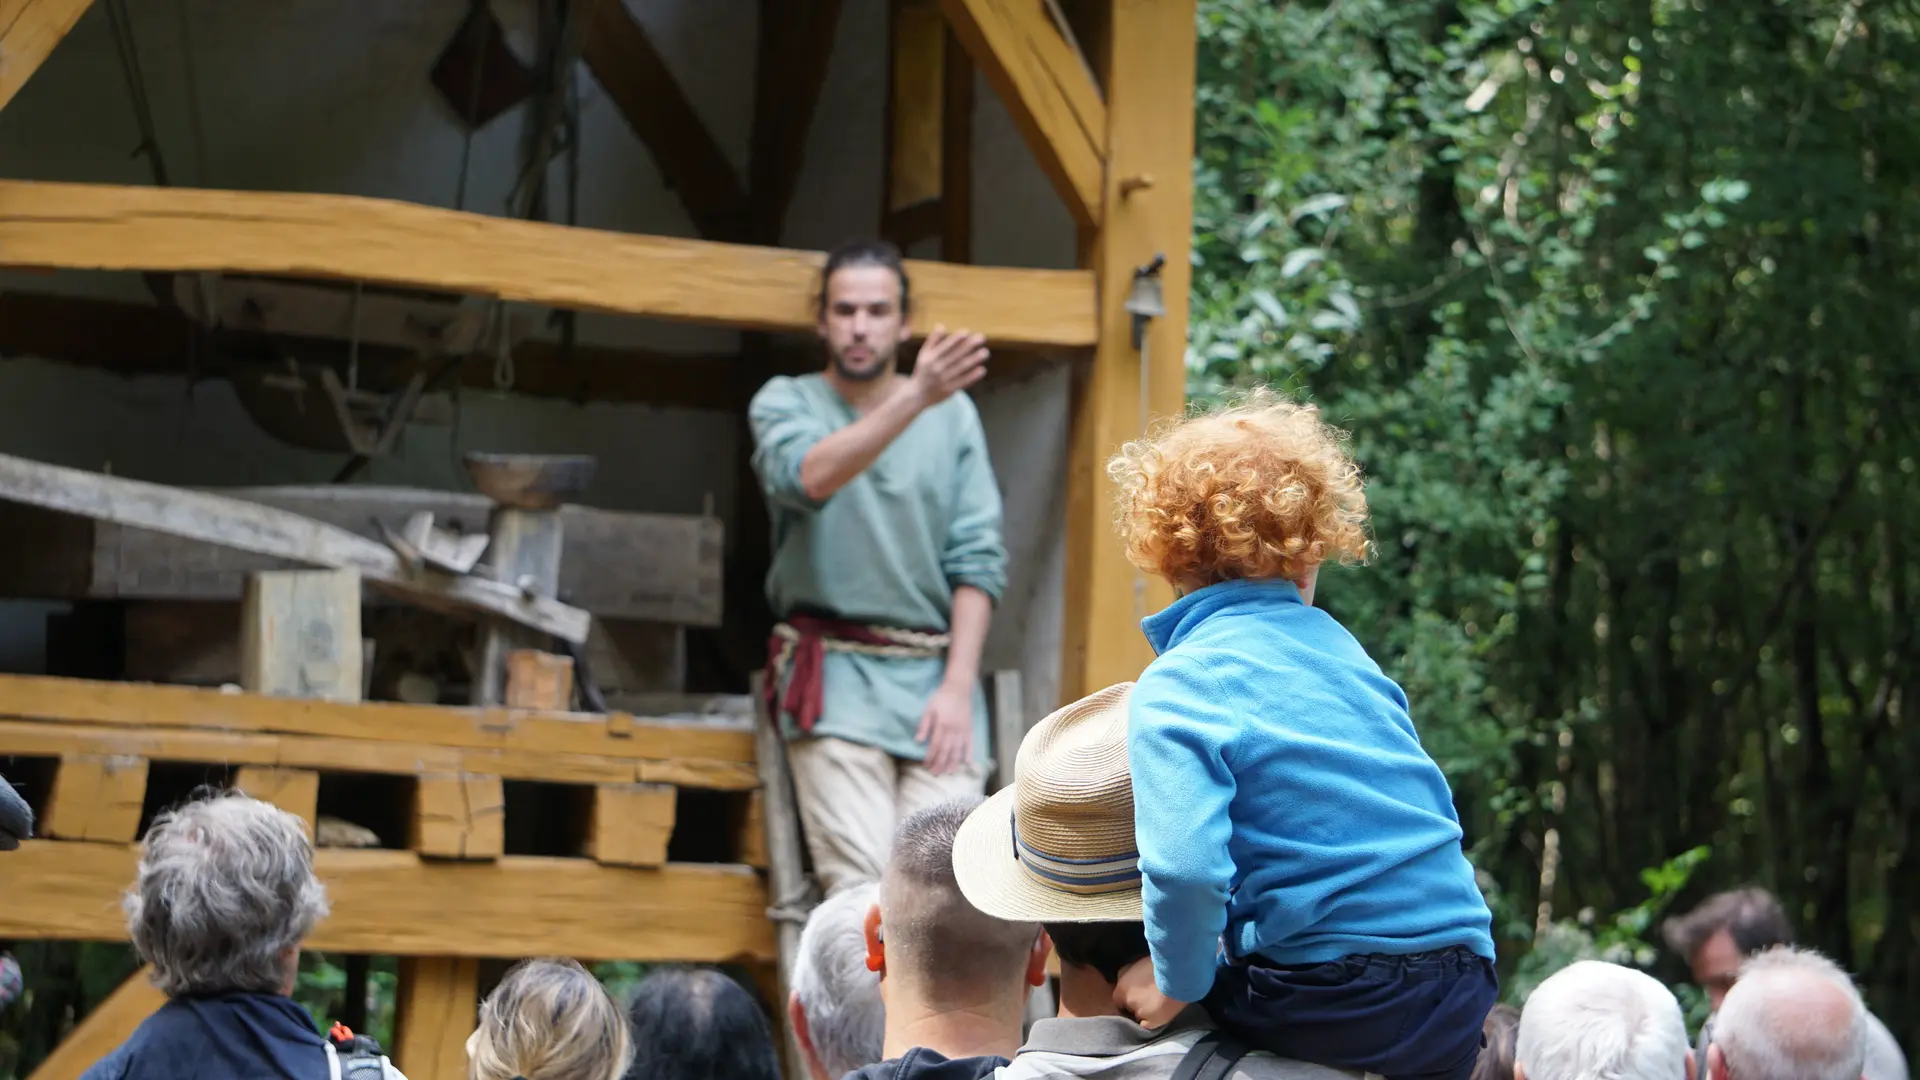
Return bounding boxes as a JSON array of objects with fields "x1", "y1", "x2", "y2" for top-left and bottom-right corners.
[
  {"x1": 1714, "y1": 946, "x2": 1867, "y2": 1080},
  {"x1": 1516, "y1": 961, "x2": 1690, "y2": 1080},
  {"x1": 792, "y1": 883, "x2": 884, "y2": 1076},
  {"x1": 125, "y1": 791, "x2": 330, "y2": 997},
  {"x1": 881, "y1": 796, "x2": 1038, "y2": 1007}
]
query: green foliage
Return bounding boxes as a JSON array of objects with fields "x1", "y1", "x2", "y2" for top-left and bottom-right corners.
[
  {"x1": 1505, "y1": 846, "x2": 1708, "y2": 1006},
  {"x1": 1193, "y1": 0, "x2": 1920, "y2": 1044}
]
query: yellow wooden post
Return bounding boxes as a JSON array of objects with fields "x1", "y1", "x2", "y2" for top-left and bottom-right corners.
[{"x1": 1061, "y1": 0, "x2": 1197, "y2": 702}]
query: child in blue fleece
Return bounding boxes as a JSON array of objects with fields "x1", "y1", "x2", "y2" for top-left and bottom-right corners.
[{"x1": 1107, "y1": 393, "x2": 1497, "y2": 1080}]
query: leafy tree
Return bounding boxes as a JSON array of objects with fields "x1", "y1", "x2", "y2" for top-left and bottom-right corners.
[{"x1": 1193, "y1": 0, "x2": 1920, "y2": 1044}]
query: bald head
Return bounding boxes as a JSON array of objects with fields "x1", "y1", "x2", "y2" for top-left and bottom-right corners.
[
  {"x1": 879, "y1": 797, "x2": 1038, "y2": 1007},
  {"x1": 1713, "y1": 947, "x2": 1867, "y2": 1080}
]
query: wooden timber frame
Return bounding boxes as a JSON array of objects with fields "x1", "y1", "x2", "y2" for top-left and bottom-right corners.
[{"x1": 0, "y1": 2, "x2": 1197, "y2": 1075}]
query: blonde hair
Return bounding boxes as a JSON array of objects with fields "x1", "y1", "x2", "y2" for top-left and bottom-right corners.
[
  {"x1": 469, "y1": 958, "x2": 634, "y2": 1080},
  {"x1": 1108, "y1": 390, "x2": 1370, "y2": 588}
]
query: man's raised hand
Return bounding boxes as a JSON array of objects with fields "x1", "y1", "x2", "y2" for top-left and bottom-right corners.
[{"x1": 910, "y1": 325, "x2": 989, "y2": 407}]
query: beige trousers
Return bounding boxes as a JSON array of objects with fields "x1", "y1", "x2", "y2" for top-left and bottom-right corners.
[{"x1": 786, "y1": 735, "x2": 987, "y2": 896}]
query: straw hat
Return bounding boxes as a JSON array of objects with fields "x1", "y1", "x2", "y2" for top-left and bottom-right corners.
[{"x1": 952, "y1": 682, "x2": 1142, "y2": 923}]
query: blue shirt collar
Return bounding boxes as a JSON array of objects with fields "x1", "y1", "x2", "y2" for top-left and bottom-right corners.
[{"x1": 1141, "y1": 578, "x2": 1304, "y2": 654}]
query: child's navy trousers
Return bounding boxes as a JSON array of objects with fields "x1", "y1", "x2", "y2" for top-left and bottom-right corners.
[{"x1": 1203, "y1": 945, "x2": 1498, "y2": 1080}]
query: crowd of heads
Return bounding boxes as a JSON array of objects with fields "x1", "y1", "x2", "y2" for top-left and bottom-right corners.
[{"x1": 92, "y1": 727, "x2": 1900, "y2": 1080}]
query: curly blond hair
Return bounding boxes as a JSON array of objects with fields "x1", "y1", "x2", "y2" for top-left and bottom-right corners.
[{"x1": 1107, "y1": 391, "x2": 1371, "y2": 588}]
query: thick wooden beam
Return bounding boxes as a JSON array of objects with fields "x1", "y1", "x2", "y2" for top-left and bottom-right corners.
[
  {"x1": 579, "y1": 0, "x2": 749, "y2": 242},
  {"x1": 241, "y1": 569, "x2": 365, "y2": 702},
  {"x1": 937, "y1": 0, "x2": 1106, "y2": 226},
  {"x1": 394, "y1": 958, "x2": 480, "y2": 1080},
  {"x1": 2, "y1": 841, "x2": 777, "y2": 962},
  {"x1": 25, "y1": 965, "x2": 165, "y2": 1080},
  {"x1": 0, "y1": 181, "x2": 1098, "y2": 347},
  {"x1": 0, "y1": 716, "x2": 759, "y2": 790},
  {"x1": 1060, "y1": 0, "x2": 1195, "y2": 701},
  {"x1": 0, "y1": 0, "x2": 95, "y2": 113},
  {"x1": 0, "y1": 672, "x2": 752, "y2": 766}
]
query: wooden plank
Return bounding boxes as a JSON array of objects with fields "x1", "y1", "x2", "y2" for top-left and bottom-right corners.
[
  {"x1": 937, "y1": 0, "x2": 1106, "y2": 226},
  {"x1": 0, "y1": 0, "x2": 95, "y2": 113},
  {"x1": 0, "y1": 717, "x2": 758, "y2": 790},
  {"x1": 41, "y1": 753, "x2": 146, "y2": 842},
  {"x1": 0, "y1": 181, "x2": 1098, "y2": 347},
  {"x1": 1061, "y1": 0, "x2": 1194, "y2": 701},
  {"x1": 394, "y1": 957, "x2": 480, "y2": 1080},
  {"x1": 232, "y1": 765, "x2": 320, "y2": 838},
  {"x1": 24, "y1": 965, "x2": 165, "y2": 1080},
  {"x1": 587, "y1": 782, "x2": 676, "y2": 867},
  {"x1": 580, "y1": 0, "x2": 748, "y2": 242},
  {"x1": 412, "y1": 773, "x2": 505, "y2": 859},
  {"x1": 0, "y1": 453, "x2": 591, "y2": 642},
  {"x1": 241, "y1": 569, "x2": 364, "y2": 702},
  {"x1": 0, "y1": 673, "x2": 755, "y2": 770},
  {"x1": 1, "y1": 842, "x2": 777, "y2": 961}
]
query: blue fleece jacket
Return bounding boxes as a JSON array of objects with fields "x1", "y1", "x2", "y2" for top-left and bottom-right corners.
[{"x1": 1130, "y1": 579, "x2": 1495, "y2": 1003}]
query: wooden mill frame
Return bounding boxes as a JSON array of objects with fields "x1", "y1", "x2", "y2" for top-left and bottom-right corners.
[{"x1": 0, "y1": 0, "x2": 1197, "y2": 1076}]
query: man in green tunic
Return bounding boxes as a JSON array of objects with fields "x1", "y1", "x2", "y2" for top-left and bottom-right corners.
[{"x1": 750, "y1": 240, "x2": 1007, "y2": 895}]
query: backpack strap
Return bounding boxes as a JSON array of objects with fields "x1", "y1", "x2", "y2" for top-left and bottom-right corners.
[{"x1": 1171, "y1": 1031, "x2": 1254, "y2": 1080}]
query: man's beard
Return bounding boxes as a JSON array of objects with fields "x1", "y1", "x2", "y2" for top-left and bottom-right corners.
[{"x1": 830, "y1": 347, "x2": 893, "y2": 383}]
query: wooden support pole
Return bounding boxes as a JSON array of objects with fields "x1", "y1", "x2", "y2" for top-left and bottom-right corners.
[
  {"x1": 473, "y1": 508, "x2": 565, "y2": 706},
  {"x1": 394, "y1": 957, "x2": 481, "y2": 1080},
  {"x1": 41, "y1": 753, "x2": 146, "y2": 843},
  {"x1": 750, "y1": 673, "x2": 810, "y2": 1074},
  {"x1": 232, "y1": 765, "x2": 321, "y2": 838},
  {"x1": 0, "y1": 0, "x2": 96, "y2": 113},
  {"x1": 241, "y1": 569, "x2": 364, "y2": 702},
  {"x1": 586, "y1": 782, "x2": 676, "y2": 868},
  {"x1": 1060, "y1": 0, "x2": 1195, "y2": 702},
  {"x1": 25, "y1": 965, "x2": 165, "y2": 1080},
  {"x1": 411, "y1": 773, "x2": 506, "y2": 860},
  {"x1": 986, "y1": 669, "x2": 1024, "y2": 793}
]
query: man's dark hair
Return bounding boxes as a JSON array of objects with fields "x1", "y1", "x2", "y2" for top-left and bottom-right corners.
[
  {"x1": 1042, "y1": 921, "x2": 1150, "y2": 985},
  {"x1": 1661, "y1": 887, "x2": 1796, "y2": 959},
  {"x1": 817, "y1": 240, "x2": 911, "y2": 316},
  {"x1": 624, "y1": 967, "x2": 780, "y2": 1080}
]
